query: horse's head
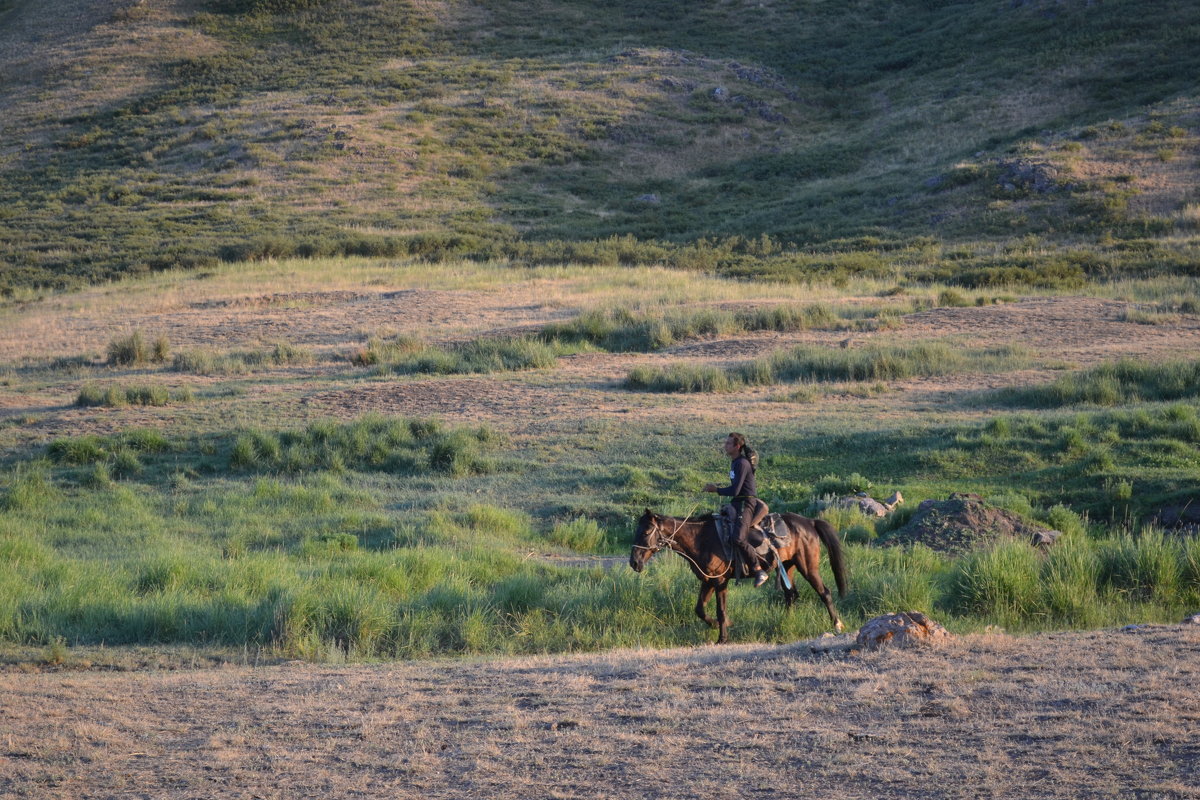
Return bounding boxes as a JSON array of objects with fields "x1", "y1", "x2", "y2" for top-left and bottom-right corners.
[{"x1": 629, "y1": 508, "x2": 665, "y2": 573}]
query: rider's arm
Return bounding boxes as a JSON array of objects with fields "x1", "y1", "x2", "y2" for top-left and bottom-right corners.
[{"x1": 716, "y1": 458, "x2": 749, "y2": 498}]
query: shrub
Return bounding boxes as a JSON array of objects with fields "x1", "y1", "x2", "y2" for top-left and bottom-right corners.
[
  {"x1": 76, "y1": 385, "x2": 108, "y2": 407},
  {"x1": 125, "y1": 385, "x2": 170, "y2": 406},
  {"x1": 107, "y1": 330, "x2": 149, "y2": 366},
  {"x1": 937, "y1": 289, "x2": 971, "y2": 307}
]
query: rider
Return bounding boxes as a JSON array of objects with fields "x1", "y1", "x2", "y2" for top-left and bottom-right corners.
[{"x1": 704, "y1": 432, "x2": 769, "y2": 587}]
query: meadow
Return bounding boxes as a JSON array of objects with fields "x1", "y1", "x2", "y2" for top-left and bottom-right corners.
[{"x1": 2, "y1": 256, "x2": 1200, "y2": 667}]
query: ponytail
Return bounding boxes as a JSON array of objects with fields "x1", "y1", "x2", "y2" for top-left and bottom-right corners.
[{"x1": 728, "y1": 432, "x2": 758, "y2": 472}]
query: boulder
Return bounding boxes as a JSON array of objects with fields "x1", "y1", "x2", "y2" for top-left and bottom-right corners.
[
  {"x1": 835, "y1": 491, "x2": 903, "y2": 518},
  {"x1": 1183, "y1": 613, "x2": 1200, "y2": 625},
  {"x1": 856, "y1": 611, "x2": 952, "y2": 650}
]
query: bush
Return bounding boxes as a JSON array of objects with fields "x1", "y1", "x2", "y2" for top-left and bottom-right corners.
[
  {"x1": 107, "y1": 330, "x2": 149, "y2": 366},
  {"x1": 107, "y1": 330, "x2": 169, "y2": 366},
  {"x1": 624, "y1": 363, "x2": 735, "y2": 393}
]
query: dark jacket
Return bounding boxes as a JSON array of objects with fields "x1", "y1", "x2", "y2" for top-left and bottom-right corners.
[{"x1": 716, "y1": 455, "x2": 756, "y2": 508}]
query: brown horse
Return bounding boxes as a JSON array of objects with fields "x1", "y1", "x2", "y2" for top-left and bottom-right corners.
[{"x1": 628, "y1": 508, "x2": 847, "y2": 644}]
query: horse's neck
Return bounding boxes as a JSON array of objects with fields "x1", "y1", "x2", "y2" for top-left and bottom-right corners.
[{"x1": 661, "y1": 517, "x2": 707, "y2": 558}]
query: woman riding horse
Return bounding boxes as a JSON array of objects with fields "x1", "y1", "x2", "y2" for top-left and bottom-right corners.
[{"x1": 703, "y1": 432, "x2": 769, "y2": 587}]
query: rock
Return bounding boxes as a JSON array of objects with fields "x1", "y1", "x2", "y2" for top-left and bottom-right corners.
[
  {"x1": 1182, "y1": 613, "x2": 1200, "y2": 625},
  {"x1": 994, "y1": 158, "x2": 1063, "y2": 194},
  {"x1": 833, "y1": 491, "x2": 903, "y2": 518},
  {"x1": 712, "y1": 86, "x2": 729, "y2": 101},
  {"x1": 856, "y1": 612, "x2": 952, "y2": 650},
  {"x1": 634, "y1": 193, "x2": 661, "y2": 205}
]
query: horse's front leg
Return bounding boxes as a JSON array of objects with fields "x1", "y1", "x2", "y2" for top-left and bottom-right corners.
[
  {"x1": 782, "y1": 562, "x2": 799, "y2": 608},
  {"x1": 695, "y1": 580, "x2": 717, "y2": 628},
  {"x1": 715, "y1": 580, "x2": 729, "y2": 644}
]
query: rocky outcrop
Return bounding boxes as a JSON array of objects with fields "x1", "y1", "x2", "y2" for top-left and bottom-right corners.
[{"x1": 856, "y1": 612, "x2": 952, "y2": 649}]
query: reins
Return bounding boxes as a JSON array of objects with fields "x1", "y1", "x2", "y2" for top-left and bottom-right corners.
[{"x1": 634, "y1": 503, "x2": 732, "y2": 581}]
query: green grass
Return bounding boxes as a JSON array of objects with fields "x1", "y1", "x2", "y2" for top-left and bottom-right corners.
[
  {"x1": 996, "y1": 359, "x2": 1200, "y2": 408},
  {"x1": 76, "y1": 384, "x2": 182, "y2": 407},
  {"x1": 4, "y1": 403, "x2": 1200, "y2": 659},
  {"x1": 172, "y1": 343, "x2": 314, "y2": 375},
  {"x1": 625, "y1": 341, "x2": 1031, "y2": 392},
  {"x1": 372, "y1": 336, "x2": 565, "y2": 375}
]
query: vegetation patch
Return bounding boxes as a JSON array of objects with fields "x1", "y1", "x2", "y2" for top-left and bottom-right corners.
[
  {"x1": 625, "y1": 341, "x2": 1030, "y2": 392},
  {"x1": 995, "y1": 359, "x2": 1200, "y2": 408}
]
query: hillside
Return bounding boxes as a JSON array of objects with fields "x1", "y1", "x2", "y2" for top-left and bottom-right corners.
[
  {"x1": 3, "y1": 625, "x2": 1200, "y2": 798},
  {"x1": 1, "y1": 0, "x2": 1199, "y2": 292}
]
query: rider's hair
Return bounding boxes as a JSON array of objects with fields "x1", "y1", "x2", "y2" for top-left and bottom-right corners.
[{"x1": 727, "y1": 432, "x2": 758, "y2": 471}]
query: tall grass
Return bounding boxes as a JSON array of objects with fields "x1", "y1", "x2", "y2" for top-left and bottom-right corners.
[
  {"x1": 107, "y1": 330, "x2": 169, "y2": 366},
  {"x1": 996, "y1": 359, "x2": 1200, "y2": 408},
  {"x1": 625, "y1": 341, "x2": 1030, "y2": 392},
  {"x1": 172, "y1": 342, "x2": 313, "y2": 375},
  {"x1": 365, "y1": 336, "x2": 563, "y2": 375},
  {"x1": 540, "y1": 303, "x2": 850, "y2": 353}
]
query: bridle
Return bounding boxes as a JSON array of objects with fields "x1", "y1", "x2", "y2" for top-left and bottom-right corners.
[{"x1": 632, "y1": 511, "x2": 732, "y2": 581}]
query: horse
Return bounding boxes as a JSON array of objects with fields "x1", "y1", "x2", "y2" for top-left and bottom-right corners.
[{"x1": 628, "y1": 508, "x2": 847, "y2": 644}]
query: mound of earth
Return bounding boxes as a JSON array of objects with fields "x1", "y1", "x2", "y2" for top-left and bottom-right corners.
[
  {"x1": 1152, "y1": 499, "x2": 1200, "y2": 530},
  {"x1": 879, "y1": 493, "x2": 1060, "y2": 555}
]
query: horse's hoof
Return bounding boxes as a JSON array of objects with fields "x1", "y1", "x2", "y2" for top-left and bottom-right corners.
[{"x1": 834, "y1": 620, "x2": 845, "y2": 633}]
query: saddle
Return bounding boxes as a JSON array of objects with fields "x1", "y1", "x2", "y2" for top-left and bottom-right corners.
[{"x1": 714, "y1": 504, "x2": 792, "y2": 580}]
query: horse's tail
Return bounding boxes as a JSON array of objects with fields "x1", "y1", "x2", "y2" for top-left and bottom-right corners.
[{"x1": 814, "y1": 518, "x2": 848, "y2": 597}]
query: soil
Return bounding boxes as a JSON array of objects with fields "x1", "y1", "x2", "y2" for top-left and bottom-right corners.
[
  {"x1": 2, "y1": 625, "x2": 1199, "y2": 799},
  {"x1": 880, "y1": 493, "x2": 1060, "y2": 555},
  {"x1": 6, "y1": 291, "x2": 1200, "y2": 445}
]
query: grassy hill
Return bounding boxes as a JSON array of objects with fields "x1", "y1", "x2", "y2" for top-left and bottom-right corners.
[{"x1": 1, "y1": 0, "x2": 1199, "y2": 292}]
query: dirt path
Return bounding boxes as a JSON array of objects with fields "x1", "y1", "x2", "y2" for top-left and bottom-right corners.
[{"x1": 2, "y1": 625, "x2": 1198, "y2": 799}]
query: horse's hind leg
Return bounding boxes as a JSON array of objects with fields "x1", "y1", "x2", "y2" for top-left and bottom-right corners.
[
  {"x1": 695, "y1": 581, "x2": 718, "y2": 628},
  {"x1": 799, "y1": 547, "x2": 844, "y2": 632}
]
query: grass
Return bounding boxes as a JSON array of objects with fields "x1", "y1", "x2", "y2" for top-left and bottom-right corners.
[
  {"x1": 539, "y1": 303, "x2": 853, "y2": 353},
  {"x1": 3, "y1": 0, "x2": 1200, "y2": 293},
  {"x1": 625, "y1": 341, "x2": 1031, "y2": 392},
  {"x1": 76, "y1": 384, "x2": 182, "y2": 407},
  {"x1": 172, "y1": 342, "x2": 314, "y2": 375},
  {"x1": 107, "y1": 330, "x2": 169, "y2": 366},
  {"x1": 995, "y1": 358, "x2": 1200, "y2": 407},
  {"x1": 369, "y1": 336, "x2": 566, "y2": 375},
  {"x1": 4, "y1": 401, "x2": 1200, "y2": 658}
]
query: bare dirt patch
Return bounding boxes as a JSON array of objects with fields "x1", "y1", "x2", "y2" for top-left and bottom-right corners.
[
  {"x1": 6, "y1": 292, "x2": 1200, "y2": 444},
  {"x1": 2, "y1": 625, "x2": 1198, "y2": 799}
]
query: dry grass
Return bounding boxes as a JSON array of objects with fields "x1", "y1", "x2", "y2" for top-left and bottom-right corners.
[{"x1": 2, "y1": 625, "x2": 1199, "y2": 798}]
